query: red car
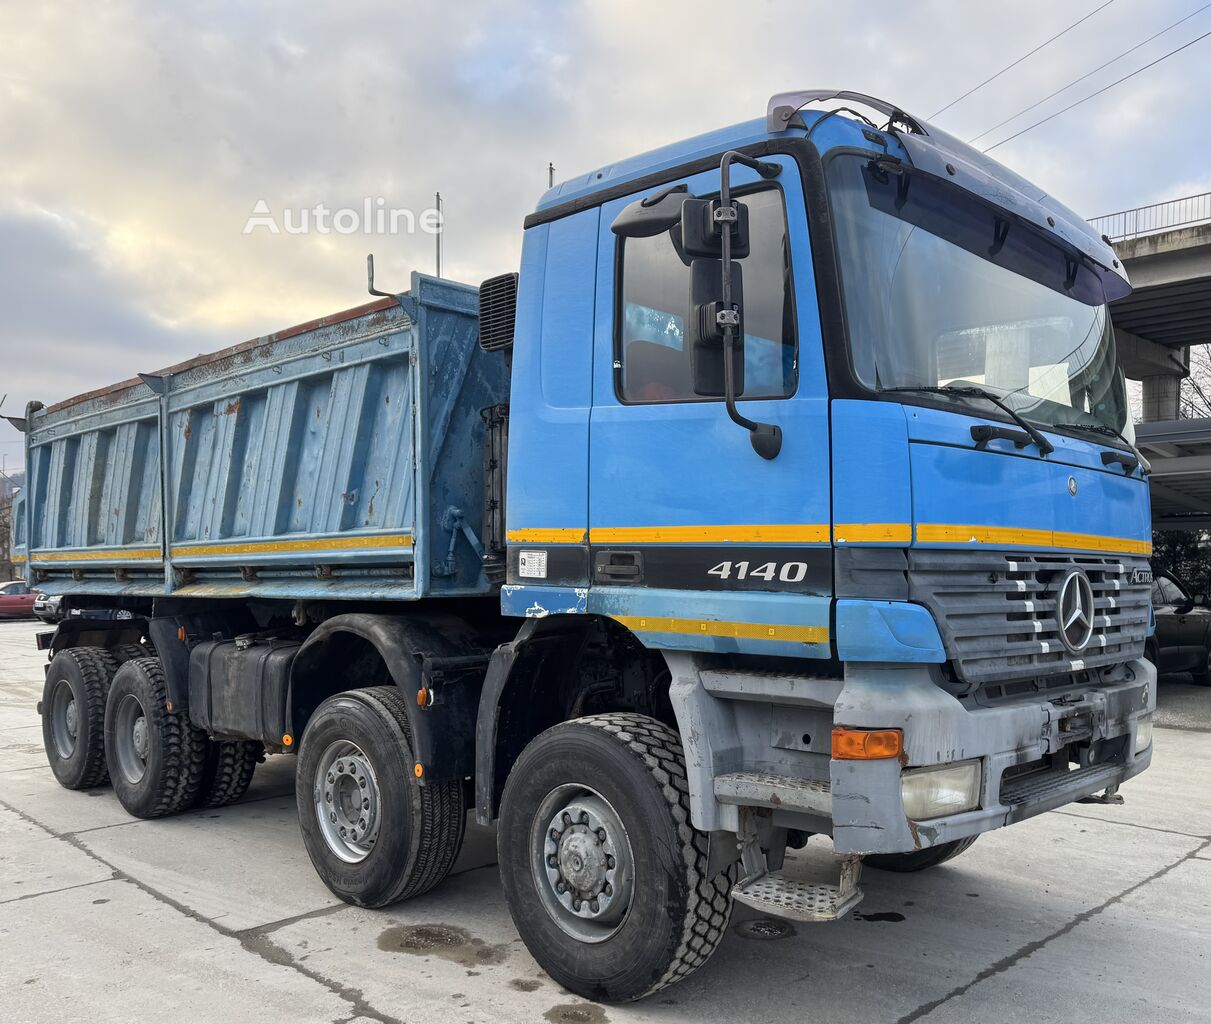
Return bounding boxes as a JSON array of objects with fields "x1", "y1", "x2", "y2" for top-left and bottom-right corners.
[{"x1": 0, "y1": 580, "x2": 37, "y2": 618}]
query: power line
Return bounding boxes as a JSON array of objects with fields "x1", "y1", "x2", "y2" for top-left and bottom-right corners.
[
  {"x1": 984, "y1": 27, "x2": 1211, "y2": 151},
  {"x1": 968, "y1": 3, "x2": 1211, "y2": 144},
  {"x1": 928, "y1": 0, "x2": 1118, "y2": 119}
]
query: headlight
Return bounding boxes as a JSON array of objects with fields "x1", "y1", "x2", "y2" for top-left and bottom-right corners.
[
  {"x1": 901, "y1": 760, "x2": 982, "y2": 820},
  {"x1": 1134, "y1": 715, "x2": 1153, "y2": 755}
]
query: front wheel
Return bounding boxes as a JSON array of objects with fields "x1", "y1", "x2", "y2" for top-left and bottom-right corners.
[
  {"x1": 1192, "y1": 647, "x2": 1211, "y2": 687},
  {"x1": 295, "y1": 686, "x2": 465, "y2": 908},
  {"x1": 497, "y1": 714, "x2": 735, "y2": 1003},
  {"x1": 865, "y1": 835, "x2": 978, "y2": 873}
]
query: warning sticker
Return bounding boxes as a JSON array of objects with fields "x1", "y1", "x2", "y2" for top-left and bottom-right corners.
[{"x1": 518, "y1": 550, "x2": 548, "y2": 579}]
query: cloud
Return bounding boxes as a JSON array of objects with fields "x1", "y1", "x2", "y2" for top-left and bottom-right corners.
[{"x1": 1, "y1": 0, "x2": 1209, "y2": 471}]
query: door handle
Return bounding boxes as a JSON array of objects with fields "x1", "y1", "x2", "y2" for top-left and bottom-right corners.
[{"x1": 594, "y1": 550, "x2": 644, "y2": 584}]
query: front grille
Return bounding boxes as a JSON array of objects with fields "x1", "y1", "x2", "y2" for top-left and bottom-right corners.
[{"x1": 906, "y1": 550, "x2": 1150, "y2": 687}]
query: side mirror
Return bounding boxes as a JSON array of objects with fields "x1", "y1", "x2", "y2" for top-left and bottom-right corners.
[
  {"x1": 611, "y1": 184, "x2": 691, "y2": 238},
  {"x1": 688, "y1": 259, "x2": 744, "y2": 397}
]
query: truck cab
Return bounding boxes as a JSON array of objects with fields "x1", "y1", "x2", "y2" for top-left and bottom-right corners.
[{"x1": 487, "y1": 87, "x2": 1153, "y2": 938}]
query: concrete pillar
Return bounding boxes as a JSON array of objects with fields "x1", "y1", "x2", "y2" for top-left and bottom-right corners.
[{"x1": 1141, "y1": 374, "x2": 1181, "y2": 422}]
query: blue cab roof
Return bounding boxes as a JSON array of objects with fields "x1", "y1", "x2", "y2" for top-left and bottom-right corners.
[{"x1": 532, "y1": 92, "x2": 1129, "y2": 300}]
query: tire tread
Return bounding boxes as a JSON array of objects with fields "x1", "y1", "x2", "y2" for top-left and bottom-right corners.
[{"x1": 573, "y1": 713, "x2": 734, "y2": 1000}]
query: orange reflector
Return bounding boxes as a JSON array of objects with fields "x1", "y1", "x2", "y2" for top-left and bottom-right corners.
[
  {"x1": 832, "y1": 727, "x2": 903, "y2": 760},
  {"x1": 413, "y1": 762, "x2": 424, "y2": 778},
  {"x1": 417, "y1": 687, "x2": 429, "y2": 707},
  {"x1": 281, "y1": 733, "x2": 293, "y2": 747},
  {"x1": 178, "y1": 626, "x2": 186, "y2": 642},
  {"x1": 165, "y1": 700, "x2": 173, "y2": 712}
]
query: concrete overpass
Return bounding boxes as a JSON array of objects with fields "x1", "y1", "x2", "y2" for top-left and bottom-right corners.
[{"x1": 1088, "y1": 193, "x2": 1211, "y2": 529}]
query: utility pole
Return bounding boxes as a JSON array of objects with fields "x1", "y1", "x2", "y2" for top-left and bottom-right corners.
[{"x1": 435, "y1": 191, "x2": 443, "y2": 278}]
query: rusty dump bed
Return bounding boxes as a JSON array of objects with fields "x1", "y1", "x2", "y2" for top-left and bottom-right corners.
[{"x1": 10, "y1": 273, "x2": 508, "y2": 602}]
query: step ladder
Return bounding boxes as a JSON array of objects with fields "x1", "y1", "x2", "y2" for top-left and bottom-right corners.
[{"x1": 722, "y1": 772, "x2": 862, "y2": 923}]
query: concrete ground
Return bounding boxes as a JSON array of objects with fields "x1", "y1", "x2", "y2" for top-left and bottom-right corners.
[{"x1": 1, "y1": 618, "x2": 1208, "y2": 1024}]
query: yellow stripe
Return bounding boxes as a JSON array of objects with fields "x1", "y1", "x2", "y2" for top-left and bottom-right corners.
[
  {"x1": 916, "y1": 523, "x2": 1151, "y2": 556},
  {"x1": 11, "y1": 554, "x2": 27, "y2": 564},
  {"x1": 614, "y1": 615, "x2": 828, "y2": 644},
  {"x1": 172, "y1": 534, "x2": 413, "y2": 558},
  {"x1": 834, "y1": 523, "x2": 913, "y2": 544},
  {"x1": 591, "y1": 524, "x2": 830, "y2": 544},
  {"x1": 506, "y1": 528, "x2": 587, "y2": 544},
  {"x1": 31, "y1": 547, "x2": 161, "y2": 562}
]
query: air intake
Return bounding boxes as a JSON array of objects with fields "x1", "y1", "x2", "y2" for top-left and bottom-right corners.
[{"x1": 478, "y1": 272, "x2": 518, "y2": 353}]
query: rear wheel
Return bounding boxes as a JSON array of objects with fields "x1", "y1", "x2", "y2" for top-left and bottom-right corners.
[
  {"x1": 41, "y1": 647, "x2": 119, "y2": 790},
  {"x1": 865, "y1": 835, "x2": 978, "y2": 873},
  {"x1": 497, "y1": 713, "x2": 734, "y2": 1003},
  {"x1": 105, "y1": 658, "x2": 208, "y2": 818},
  {"x1": 296, "y1": 686, "x2": 465, "y2": 908},
  {"x1": 195, "y1": 740, "x2": 262, "y2": 808}
]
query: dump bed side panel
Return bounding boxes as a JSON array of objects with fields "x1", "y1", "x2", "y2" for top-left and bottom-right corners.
[{"x1": 18, "y1": 275, "x2": 505, "y2": 602}]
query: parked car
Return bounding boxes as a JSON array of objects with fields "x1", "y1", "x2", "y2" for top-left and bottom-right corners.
[
  {"x1": 1148, "y1": 570, "x2": 1211, "y2": 685},
  {"x1": 0, "y1": 580, "x2": 37, "y2": 618},
  {"x1": 33, "y1": 592, "x2": 63, "y2": 623}
]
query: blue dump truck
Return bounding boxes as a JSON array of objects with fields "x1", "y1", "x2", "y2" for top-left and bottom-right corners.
[{"x1": 9, "y1": 91, "x2": 1155, "y2": 1001}]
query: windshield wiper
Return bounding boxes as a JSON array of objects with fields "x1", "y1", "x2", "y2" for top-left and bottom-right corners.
[
  {"x1": 880, "y1": 384, "x2": 1055, "y2": 456},
  {"x1": 1067, "y1": 422, "x2": 1151, "y2": 476}
]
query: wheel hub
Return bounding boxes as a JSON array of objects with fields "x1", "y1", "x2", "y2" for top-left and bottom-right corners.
[
  {"x1": 64, "y1": 699, "x2": 78, "y2": 739},
  {"x1": 314, "y1": 741, "x2": 381, "y2": 863},
  {"x1": 131, "y1": 716, "x2": 148, "y2": 760},
  {"x1": 535, "y1": 791, "x2": 635, "y2": 940}
]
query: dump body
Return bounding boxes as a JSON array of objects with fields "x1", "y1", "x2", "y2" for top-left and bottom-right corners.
[{"x1": 12, "y1": 273, "x2": 507, "y2": 601}]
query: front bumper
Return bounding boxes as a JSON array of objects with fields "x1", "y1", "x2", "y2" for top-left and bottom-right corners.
[{"x1": 830, "y1": 658, "x2": 1155, "y2": 854}]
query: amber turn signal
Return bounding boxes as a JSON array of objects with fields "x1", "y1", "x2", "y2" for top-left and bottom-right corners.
[
  {"x1": 281, "y1": 733, "x2": 293, "y2": 747},
  {"x1": 413, "y1": 762, "x2": 424, "y2": 778},
  {"x1": 832, "y1": 727, "x2": 903, "y2": 760}
]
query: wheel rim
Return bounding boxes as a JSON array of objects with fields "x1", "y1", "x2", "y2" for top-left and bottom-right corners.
[
  {"x1": 313, "y1": 740, "x2": 382, "y2": 863},
  {"x1": 112, "y1": 693, "x2": 149, "y2": 785},
  {"x1": 530, "y1": 784, "x2": 636, "y2": 944},
  {"x1": 49, "y1": 679, "x2": 78, "y2": 760}
]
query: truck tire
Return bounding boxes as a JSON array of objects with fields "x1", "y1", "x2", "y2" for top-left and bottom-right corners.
[
  {"x1": 496, "y1": 713, "x2": 735, "y2": 1003},
  {"x1": 41, "y1": 647, "x2": 119, "y2": 790},
  {"x1": 296, "y1": 686, "x2": 466, "y2": 908},
  {"x1": 104, "y1": 657, "x2": 208, "y2": 818},
  {"x1": 194, "y1": 740, "x2": 262, "y2": 808},
  {"x1": 865, "y1": 835, "x2": 978, "y2": 873},
  {"x1": 109, "y1": 642, "x2": 153, "y2": 665}
]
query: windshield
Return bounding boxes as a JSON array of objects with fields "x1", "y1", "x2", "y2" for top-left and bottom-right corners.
[{"x1": 827, "y1": 154, "x2": 1132, "y2": 439}]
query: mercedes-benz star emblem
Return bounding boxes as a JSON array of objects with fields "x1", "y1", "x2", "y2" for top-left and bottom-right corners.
[{"x1": 1056, "y1": 569, "x2": 1095, "y2": 654}]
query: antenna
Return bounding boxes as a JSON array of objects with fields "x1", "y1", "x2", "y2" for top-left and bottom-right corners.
[
  {"x1": 435, "y1": 191, "x2": 443, "y2": 278},
  {"x1": 548, "y1": 162, "x2": 555, "y2": 188}
]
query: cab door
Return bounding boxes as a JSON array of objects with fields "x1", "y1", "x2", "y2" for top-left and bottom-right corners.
[{"x1": 586, "y1": 155, "x2": 832, "y2": 658}]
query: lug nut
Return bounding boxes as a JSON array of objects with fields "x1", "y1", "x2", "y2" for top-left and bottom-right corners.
[{"x1": 590, "y1": 899, "x2": 599, "y2": 913}]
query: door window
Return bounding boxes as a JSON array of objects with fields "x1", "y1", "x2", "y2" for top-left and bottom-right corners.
[{"x1": 616, "y1": 187, "x2": 796, "y2": 403}]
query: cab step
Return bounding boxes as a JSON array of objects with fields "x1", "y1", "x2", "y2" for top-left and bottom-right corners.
[
  {"x1": 714, "y1": 771, "x2": 832, "y2": 816},
  {"x1": 732, "y1": 871, "x2": 864, "y2": 923}
]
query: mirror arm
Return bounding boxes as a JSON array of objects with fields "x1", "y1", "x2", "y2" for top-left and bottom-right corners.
[{"x1": 718, "y1": 151, "x2": 782, "y2": 460}]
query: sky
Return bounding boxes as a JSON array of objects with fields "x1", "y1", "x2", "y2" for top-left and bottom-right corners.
[{"x1": 2, "y1": 0, "x2": 1210, "y2": 473}]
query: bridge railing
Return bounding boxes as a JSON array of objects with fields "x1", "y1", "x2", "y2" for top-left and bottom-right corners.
[{"x1": 1089, "y1": 192, "x2": 1211, "y2": 243}]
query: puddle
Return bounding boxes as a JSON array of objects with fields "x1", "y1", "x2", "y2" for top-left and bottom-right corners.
[
  {"x1": 376, "y1": 923, "x2": 508, "y2": 968},
  {"x1": 734, "y1": 918, "x2": 796, "y2": 940},
  {"x1": 511, "y1": 978, "x2": 543, "y2": 992},
  {"x1": 543, "y1": 1004, "x2": 608, "y2": 1024},
  {"x1": 855, "y1": 911, "x2": 906, "y2": 923}
]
